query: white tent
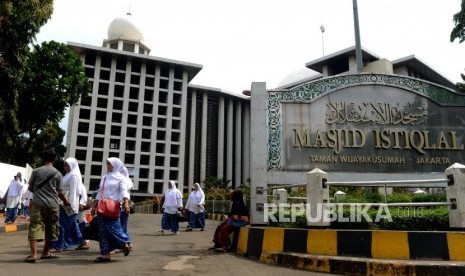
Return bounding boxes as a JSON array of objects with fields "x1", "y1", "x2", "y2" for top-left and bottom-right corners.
[{"x1": 0, "y1": 162, "x2": 33, "y2": 198}]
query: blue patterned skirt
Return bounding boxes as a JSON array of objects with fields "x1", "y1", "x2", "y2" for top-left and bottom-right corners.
[
  {"x1": 188, "y1": 211, "x2": 205, "y2": 229},
  {"x1": 53, "y1": 207, "x2": 82, "y2": 250},
  {"x1": 96, "y1": 215, "x2": 130, "y2": 255},
  {"x1": 161, "y1": 212, "x2": 179, "y2": 233}
]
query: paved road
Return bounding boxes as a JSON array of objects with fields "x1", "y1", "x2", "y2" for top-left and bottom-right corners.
[{"x1": 0, "y1": 214, "x2": 336, "y2": 276}]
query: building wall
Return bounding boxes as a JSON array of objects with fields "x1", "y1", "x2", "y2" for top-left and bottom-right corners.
[{"x1": 66, "y1": 44, "x2": 250, "y2": 198}]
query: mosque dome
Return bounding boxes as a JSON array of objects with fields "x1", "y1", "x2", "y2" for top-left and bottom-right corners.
[
  {"x1": 107, "y1": 14, "x2": 145, "y2": 42},
  {"x1": 277, "y1": 67, "x2": 319, "y2": 88}
]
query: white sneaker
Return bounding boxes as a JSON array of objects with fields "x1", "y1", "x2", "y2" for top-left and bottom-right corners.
[{"x1": 172, "y1": 231, "x2": 179, "y2": 235}]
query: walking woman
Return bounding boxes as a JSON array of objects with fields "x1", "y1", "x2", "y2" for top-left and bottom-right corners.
[
  {"x1": 52, "y1": 158, "x2": 83, "y2": 251},
  {"x1": 185, "y1": 183, "x2": 205, "y2": 231},
  {"x1": 160, "y1": 180, "x2": 183, "y2": 234},
  {"x1": 90, "y1": 157, "x2": 131, "y2": 262},
  {"x1": 114, "y1": 158, "x2": 134, "y2": 251}
]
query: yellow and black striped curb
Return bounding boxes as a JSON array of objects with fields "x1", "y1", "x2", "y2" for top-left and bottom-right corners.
[
  {"x1": 0, "y1": 223, "x2": 29, "y2": 233},
  {"x1": 236, "y1": 227, "x2": 465, "y2": 263},
  {"x1": 206, "y1": 213, "x2": 227, "y2": 221},
  {"x1": 271, "y1": 252, "x2": 465, "y2": 276},
  {"x1": 1, "y1": 213, "x2": 226, "y2": 233}
]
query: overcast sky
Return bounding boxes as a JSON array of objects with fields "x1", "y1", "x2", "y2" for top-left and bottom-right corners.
[
  {"x1": 36, "y1": 0, "x2": 463, "y2": 132},
  {"x1": 36, "y1": 0, "x2": 463, "y2": 94}
]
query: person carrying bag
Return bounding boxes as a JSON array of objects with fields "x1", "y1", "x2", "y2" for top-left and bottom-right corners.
[
  {"x1": 96, "y1": 177, "x2": 120, "y2": 220},
  {"x1": 90, "y1": 158, "x2": 131, "y2": 262}
]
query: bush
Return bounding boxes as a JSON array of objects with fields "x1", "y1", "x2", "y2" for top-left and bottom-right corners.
[
  {"x1": 280, "y1": 206, "x2": 450, "y2": 231},
  {"x1": 386, "y1": 193, "x2": 412, "y2": 203},
  {"x1": 412, "y1": 194, "x2": 447, "y2": 202}
]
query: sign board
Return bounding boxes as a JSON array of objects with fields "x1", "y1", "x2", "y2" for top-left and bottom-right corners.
[{"x1": 268, "y1": 74, "x2": 465, "y2": 173}]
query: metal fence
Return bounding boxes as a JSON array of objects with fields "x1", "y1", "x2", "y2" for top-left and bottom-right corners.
[
  {"x1": 264, "y1": 178, "x2": 450, "y2": 208},
  {"x1": 134, "y1": 199, "x2": 231, "y2": 215}
]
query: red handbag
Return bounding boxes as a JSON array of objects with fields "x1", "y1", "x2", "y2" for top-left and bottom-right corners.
[{"x1": 97, "y1": 177, "x2": 120, "y2": 220}]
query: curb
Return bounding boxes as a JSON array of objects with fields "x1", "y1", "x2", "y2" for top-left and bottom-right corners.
[
  {"x1": 235, "y1": 227, "x2": 465, "y2": 261},
  {"x1": 0, "y1": 223, "x2": 29, "y2": 233},
  {"x1": 206, "y1": 213, "x2": 227, "y2": 221},
  {"x1": 271, "y1": 252, "x2": 465, "y2": 276},
  {"x1": 0, "y1": 213, "x2": 224, "y2": 234}
]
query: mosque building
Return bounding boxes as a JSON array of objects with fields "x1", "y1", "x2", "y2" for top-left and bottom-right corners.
[
  {"x1": 65, "y1": 14, "x2": 250, "y2": 197},
  {"x1": 65, "y1": 14, "x2": 457, "y2": 199}
]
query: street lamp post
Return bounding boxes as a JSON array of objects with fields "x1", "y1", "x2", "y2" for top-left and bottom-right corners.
[{"x1": 352, "y1": 0, "x2": 363, "y2": 73}]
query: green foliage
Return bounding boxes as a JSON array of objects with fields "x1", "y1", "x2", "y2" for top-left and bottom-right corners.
[
  {"x1": 0, "y1": 2, "x2": 90, "y2": 166},
  {"x1": 329, "y1": 186, "x2": 364, "y2": 197},
  {"x1": 29, "y1": 121, "x2": 66, "y2": 166},
  {"x1": 7, "y1": 41, "x2": 91, "y2": 166},
  {"x1": 0, "y1": 0, "x2": 53, "y2": 162},
  {"x1": 386, "y1": 193, "x2": 412, "y2": 203},
  {"x1": 450, "y1": 0, "x2": 465, "y2": 43},
  {"x1": 238, "y1": 179, "x2": 250, "y2": 196},
  {"x1": 450, "y1": 1, "x2": 465, "y2": 92},
  {"x1": 376, "y1": 207, "x2": 449, "y2": 231},
  {"x1": 203, "y1": 176, "x2": 231, "y2": 200},
  {"x1": 456, "y1": 73, "x2": 465, "y2": 92},
  {"x1": 279, "y1": 193, "x2": 450, "y2": 231},
  {"x1": 364, "y1": 193, "x2": 383, "y2": 203},
  {"x1": 412, "y1": 193, "x2": 447, "y2": 202}
]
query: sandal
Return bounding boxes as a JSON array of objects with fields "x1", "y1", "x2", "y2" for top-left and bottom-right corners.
[
  {"x1": 214, "y1": 247, "x2": 227, "y2": 253},
  {"x1": 122, "y1": 244, "x2": 130, "y2": 257},
  {"x1": 75, "y1": 242, "x2": 90, "y2": 250},
  {"x1": 40, "y1": 253, "x2": 59, "y2": 259},
  {"x1": 94, "y1": 256, "x2": 111, "y2": 263},
  {"x1": 24, "y1": 256, "x2": 36, "y2": 263}
]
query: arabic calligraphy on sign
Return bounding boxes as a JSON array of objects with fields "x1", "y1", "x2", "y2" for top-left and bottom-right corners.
[{"x1": 325, "y1": 102, "x2": 428, "y2": 125}]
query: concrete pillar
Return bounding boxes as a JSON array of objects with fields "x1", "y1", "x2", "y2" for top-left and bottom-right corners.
[
  {"x1": 234, "y1": 102, "x2": 242, "y2": 188},
  {"x1": 188, "y1": 90, "x2": 197, "y2": 190},
  {"x1": 200, "y1": 93, "x2": 208, "y2": 183},
  {"x1": 273, "y1": 189, "x2": 288, "y2": 205},
  {"x1": 306, "y1": 168, "x2": 330, "y2": 227},
  {"x1": 250, "y1": 82, "x2": 268, "y2": 225},
  {"x1": 445, "y1": 163, "x2": 465, "y2": 229},
  {"x1": 227, "y1": 99, "x2": 233, "y2": 185},
  {"x1": 242, "y1": 104, "x2": 250, "y2": 185},
  {"x1": 217, "y1": 97, "x2": 225, "y2": 178}
]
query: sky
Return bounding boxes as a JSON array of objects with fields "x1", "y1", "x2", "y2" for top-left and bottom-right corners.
[{"x1": 35, "y1": 0, "x2": 464, "y2": 130}]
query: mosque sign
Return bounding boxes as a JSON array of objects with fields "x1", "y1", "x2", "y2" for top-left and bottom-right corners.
[{"x1": 269, "y1": 74, "x2": 465, "y2": 173}]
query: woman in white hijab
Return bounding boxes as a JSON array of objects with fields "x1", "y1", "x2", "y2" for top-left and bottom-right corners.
[
  {"x1": 90, "y1": 157, "x2": 131, "y2": 262},
  {"x1": 114, "y1": 158, "x2": 133, "y2": 250},
  {"x1": 52, "y1": 157, "x2": 84, "y2": 251},
  {"x1": 185, "y1": 183, "x2": 205, "y2": 231},
  {"x1": 160, "y1": 180, "x2": 183, "y2": 234}
]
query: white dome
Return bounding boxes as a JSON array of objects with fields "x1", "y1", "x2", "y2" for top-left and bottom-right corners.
[
  {"x1": 107, "y1": 15, "x2": 145, "y2": 42},
  {"x1": 278, "y1": 67, "x2": 317, "y2": 88}
]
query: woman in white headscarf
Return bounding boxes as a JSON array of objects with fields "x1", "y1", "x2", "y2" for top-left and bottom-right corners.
[
  {"x1": 90, "y1": 157, "x2": 131, "y2": 262},
  {"x1": 52, "y1": 157, "x2": 84, "y2": 252},
  {"x1": 185, "y1": 183, "x2": 205, "y2": 231},
  {"x1": 75, "y1": 180, "x2": 91, "y2": 250},
  {"x1": 160, "y1": 180, "x2": 183, "y2": 234},
  {"x1": 115, "y1": 159, "x2": 133, "y2": 250}
]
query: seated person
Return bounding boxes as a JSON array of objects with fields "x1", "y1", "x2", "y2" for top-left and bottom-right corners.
[{"x1": 212, "y1": 189, "x2": 249, "y2": 252}]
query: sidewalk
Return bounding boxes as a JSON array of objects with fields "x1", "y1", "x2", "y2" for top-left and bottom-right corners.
[{"x1": 0, "y1": 213, "x2": 29, "y2": 233}]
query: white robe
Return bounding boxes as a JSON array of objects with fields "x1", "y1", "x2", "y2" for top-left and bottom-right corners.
[
  {"x1": 185, "y1": 190, "x2": 205, "y2": 214},
  {"x1": 6, "y1": 179, "x2": 23, "y2": 208}
]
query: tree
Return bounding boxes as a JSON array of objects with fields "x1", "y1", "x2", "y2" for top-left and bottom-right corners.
[
  {"x1": 451, "y1": 0, "x2": 465, "y2": 92},
  {"x1": 451, "y1": 0, "x2": 465, "y2": 43},
  {"x1": 11, "y1": 41, "x2": 91, "y2": 166},
  {"x1": 203, "y1": 176, "x2": 231, "y2": 200},
  {"x1": 0, "y1": 0, "x2": 53, "y2": 162}
]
